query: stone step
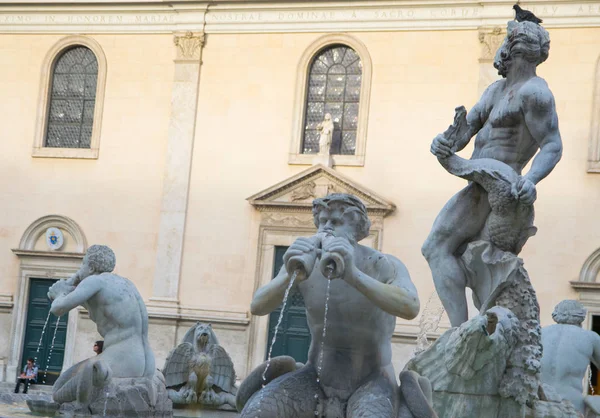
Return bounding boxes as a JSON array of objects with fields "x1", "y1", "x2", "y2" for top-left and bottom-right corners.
[{"x1": 0, "y1": 381, "x2": 53, "y2": 394}]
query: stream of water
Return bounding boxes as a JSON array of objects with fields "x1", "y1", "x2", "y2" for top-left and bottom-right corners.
[
  {"x1": 313, "y1": 273, "x2": 333, "y2": 417},
  {"x1": 29, "y1": 311, "x2": 52, "y2": 392},
  {"x1": 255, "y1": 270, "x2": 298, "y2": 417},
  {"x1": 42, "y1": 315, "x2": 61, "y2": 384}
]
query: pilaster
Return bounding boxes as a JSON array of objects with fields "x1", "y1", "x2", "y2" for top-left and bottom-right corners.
[
  {"x1": 477, "y1": 26, "x2": 505, "y2": 95},
  {"x1": 148, "y1": 31, "x2": 205, "y2": 315}
]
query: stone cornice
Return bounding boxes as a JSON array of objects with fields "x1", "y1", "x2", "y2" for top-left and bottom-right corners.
[
  {"x1": 247, "y1": 164, "x2": 396, "y2": 217},
  {"x1": 1, "y1": 1, "x2": 600, "y2": 33},
  {"x1": 12, "y1": 249, "x2": 85, "y2": 260}
]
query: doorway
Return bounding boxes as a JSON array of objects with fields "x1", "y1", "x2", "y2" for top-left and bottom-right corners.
[
  {"x1": 266, "y1": 246, "x2": 312, "y2": 363},
  {"x1": 21, "y1": 278, "x2": 68, "y2": 385}
]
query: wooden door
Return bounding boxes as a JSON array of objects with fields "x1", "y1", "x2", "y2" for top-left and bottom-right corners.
[
  {"x1": 21, "y1": 278, "x2": 68, "y2": 385},
  {"x1": 266, "y1": 246, "x2": 312, "y2": 363}
]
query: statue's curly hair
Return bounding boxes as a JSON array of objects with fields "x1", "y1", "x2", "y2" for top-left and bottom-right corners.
[
  {"x1": 552, "y1": 300, "x2": 586, "y2": 325},
  {"x1": 312, "y1": 193, "x2": 371, "y2": 242},
  {"x1": 85, "y1": 245, "x2": 116, "y2": 273},
  {"x1": 506, "y1": 20, "x2": 550, "y2": 65}
]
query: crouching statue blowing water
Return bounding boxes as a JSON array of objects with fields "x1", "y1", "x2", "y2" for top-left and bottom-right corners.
[
  {"x1": 46, "y1": 245, "x2": 171, "y2": 417},
  {"x1": 237, "y1": 193, "x2": 437, "y2": 418}
]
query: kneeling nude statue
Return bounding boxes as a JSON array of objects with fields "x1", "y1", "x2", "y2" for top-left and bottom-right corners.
[
  {"x1": 237, "y1": 193, "x2": 437, "y2": 418},
  {"x1": 47, "y1": 245, "x2": 171, "y2": 417}
]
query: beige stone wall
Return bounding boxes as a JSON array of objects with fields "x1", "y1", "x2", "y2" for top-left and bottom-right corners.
[
  {"x1": 2, "y1": 9, "x2": 600, "y2": 381},
  {"x1": 0, "y1": 34, "x2": 174, "y2": 300}
]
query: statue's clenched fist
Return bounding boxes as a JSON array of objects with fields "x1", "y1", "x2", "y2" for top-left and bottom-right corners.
[{"x1": 283, "y1": 236, "x2": 321, "y2": 282}]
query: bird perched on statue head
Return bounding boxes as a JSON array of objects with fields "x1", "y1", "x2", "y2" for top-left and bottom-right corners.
[{"x1": 513, "y1": 4, "x2": 543, "y2": 24}]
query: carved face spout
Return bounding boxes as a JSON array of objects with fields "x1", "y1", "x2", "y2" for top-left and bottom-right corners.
[
  {"x1": 198, "y1": 333, "x2": 209, "y2": 348},
  {"x1": 193, "y1": 324, "x2": 214, "y2": 351}
]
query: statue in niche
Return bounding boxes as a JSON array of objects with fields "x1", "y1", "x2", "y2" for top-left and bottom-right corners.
[
  {"x1": 541, "y1": 300, "x2": 600, "y2": 417},
  {"x1": 162, "y1": 322, "x2": 237, "y2": 410},
  {"x1": 44, "y1": 245, "x2": 171, "y2": 417},
  {"x1": 236, "y1": 193, "x2": 437, "y2": 418},
  {"x1": 317, "y1": 113, "x2": 335, "y2": 156}
]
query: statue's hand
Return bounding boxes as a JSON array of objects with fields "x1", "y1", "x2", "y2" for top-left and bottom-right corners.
[
  {"x1": 516, "y1": 177, "x2": 537, "y2": 205},
  {"x1": 47, "y1": 280, "x2": 76, "y2": 302},
  {"x1": 430, "y1": 134, "x2": 454, "y2": 158},
  {"x1": 283, "y1": 237, "x2": 320, "y2": 282},
  {"x1": 323, "y1": 238, "x2": 357, "y2": 283}
]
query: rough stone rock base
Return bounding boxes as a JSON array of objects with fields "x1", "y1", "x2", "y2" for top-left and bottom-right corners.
[
  {"x1": 57, "y1": 373, "x2": 172, "y2": 417},
  {"x1": 26, "y1": 398, "x2": 60, "y2": 416},
  {"x1": 432, "y1": 392, "x2": 581, "y2": 418}
]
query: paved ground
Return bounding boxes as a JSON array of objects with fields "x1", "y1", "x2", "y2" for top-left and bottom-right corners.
[{"x1": 0, "y1": 383, "x2": 240, "y2": 417}]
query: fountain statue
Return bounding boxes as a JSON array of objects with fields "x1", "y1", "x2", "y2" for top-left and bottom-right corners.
[
  {"x1": 410, "y1": 13, "x2": 578, "y2": 418},
  {"x1": 236, "y1": 193, "x2": 437, "y2": 418},
  {"x1": 541, "y1": 300, "x2": 600, "y2": 417},
  {"x1": 38, "y1": 245, "x2": 171, "y2": 417},
  {"x1": 162, "y1": 322, "x2": 237, "y2": 410}
]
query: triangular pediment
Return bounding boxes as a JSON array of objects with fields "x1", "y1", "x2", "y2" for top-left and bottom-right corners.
[{"x1": 247, "y1": 165, "x2": 395, "y2": 216}]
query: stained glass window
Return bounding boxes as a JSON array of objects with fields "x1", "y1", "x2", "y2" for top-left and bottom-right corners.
[
  {"x1": 44, "y1": 46, "x2": 98, "y2": 149},
  {"x1": 302, "y1": 45, "x2": 362, "y2": 155}
]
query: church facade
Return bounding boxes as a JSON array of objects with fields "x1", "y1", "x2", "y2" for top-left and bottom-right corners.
[{"x1": 1, "y1": 0, "x2": 600, "y2": 386}]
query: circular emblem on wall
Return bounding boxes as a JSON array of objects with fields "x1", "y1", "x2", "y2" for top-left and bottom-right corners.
[{"x1": 45, "y1": 227, "x2": 64, "y2": 251}]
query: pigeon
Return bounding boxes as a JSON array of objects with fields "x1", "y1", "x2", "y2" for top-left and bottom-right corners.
[{"x1": 513, "y1": 4, "x2": 543, "y2": 24}]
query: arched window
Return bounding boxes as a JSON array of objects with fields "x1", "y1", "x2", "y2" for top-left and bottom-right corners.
[
  {"x1": 45, "y1": 46, "x2": 98, "y2": 149},
  {"x1": 302, "y1": 45, "x2": 362, "y2": 155},
  {"x1": 33, "y1": 36, "x2": 106, "y2": 159}
]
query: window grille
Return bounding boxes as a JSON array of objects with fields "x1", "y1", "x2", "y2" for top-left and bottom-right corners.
[
  {"x1": 302, "y1": 45, "x2": 362, "y2": 155},
  {"x1": 45, "y1": 46, "x2": 98, "y2": 149}
]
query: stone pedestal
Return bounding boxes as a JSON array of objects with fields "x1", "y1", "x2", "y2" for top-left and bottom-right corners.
[
  {"x1": 312, "y1": 153, "x2": 333, "y2": 168},
  {"x1": 173, "y1": 408, "x2": 238, "y2": 417}
]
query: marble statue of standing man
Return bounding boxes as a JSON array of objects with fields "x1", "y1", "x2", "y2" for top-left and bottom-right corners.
[
  {"x1": 422, "y1": 20, "x2": 563, "y2": 327},
  {"x1": 317, "y1": 113, "x2": 334, "y2": 156},
  {"x1": 541, "y1": 300, "x2": 600, "y2": 415}
]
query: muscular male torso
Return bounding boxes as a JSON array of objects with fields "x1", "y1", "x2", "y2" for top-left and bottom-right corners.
[
  {"x1": 297, "y1": 245, "x2": 397, "y2": 399},
  {"x1": 83, "y1": 273, "x2": 153, "y2": 378},
  {"x1": 542, "y1": 324, "x2": 600, "y2": 412},
  {"x1": 471, "y1": 77, "x2": 548, "y2": 172}
]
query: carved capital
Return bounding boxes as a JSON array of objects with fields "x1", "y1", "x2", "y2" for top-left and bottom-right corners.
[
  {"x1": 174, "y1": 31, "x2": 205, "y2": 61},
  {"x1": 478, "y1": 26, "x2": 505, "y2": 62}
]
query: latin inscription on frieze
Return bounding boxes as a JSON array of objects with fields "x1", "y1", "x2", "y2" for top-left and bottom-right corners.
[
  {"x1": 207, "y1": 12, "x2": 264, "y2": 22},
  {"x1": 0, "y1": 13, "x2": 175, "y2": 26},
  {"x1": 578, "y1": 4, "x2": 600, "y2": 14},
  {"x1": 2, "y1": 3, "x2": 600, "y2": 32}
]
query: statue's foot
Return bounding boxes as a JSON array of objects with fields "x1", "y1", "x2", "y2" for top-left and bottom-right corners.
[
  {"x1": 346, "y1": 372, "x2": 398, "y2": 418},
  {"x1": 398, "y1": 371, "x2": 438, "y2": 418}
]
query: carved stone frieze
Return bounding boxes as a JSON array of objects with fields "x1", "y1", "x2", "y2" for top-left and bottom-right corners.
[
  {"x1": 174, "y1": 31, "x2": 205, "y2": 61},
  {"x1": 261, "y1": 212, "x2": 314, "y2": 228},
  {"x1": 248, "y1": 164, "x2": 396, "y2": 217},
  {"x1": 290, "y1": 181, "x2": 316, "y2": 202},
  {"x1": 478, "y1": 26, "x2": 505, "y2": 62}
]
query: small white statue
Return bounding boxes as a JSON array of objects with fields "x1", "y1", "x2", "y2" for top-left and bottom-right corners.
[
  {"x1": 317, "y1": 113, "x2": 334, "y2": 156},
  {"x1": 541, "y1": 300, "x2": 600, "y2": 416},
  {"x1": 163, "y1": 322, "x2": 237, "y2": 410}
]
